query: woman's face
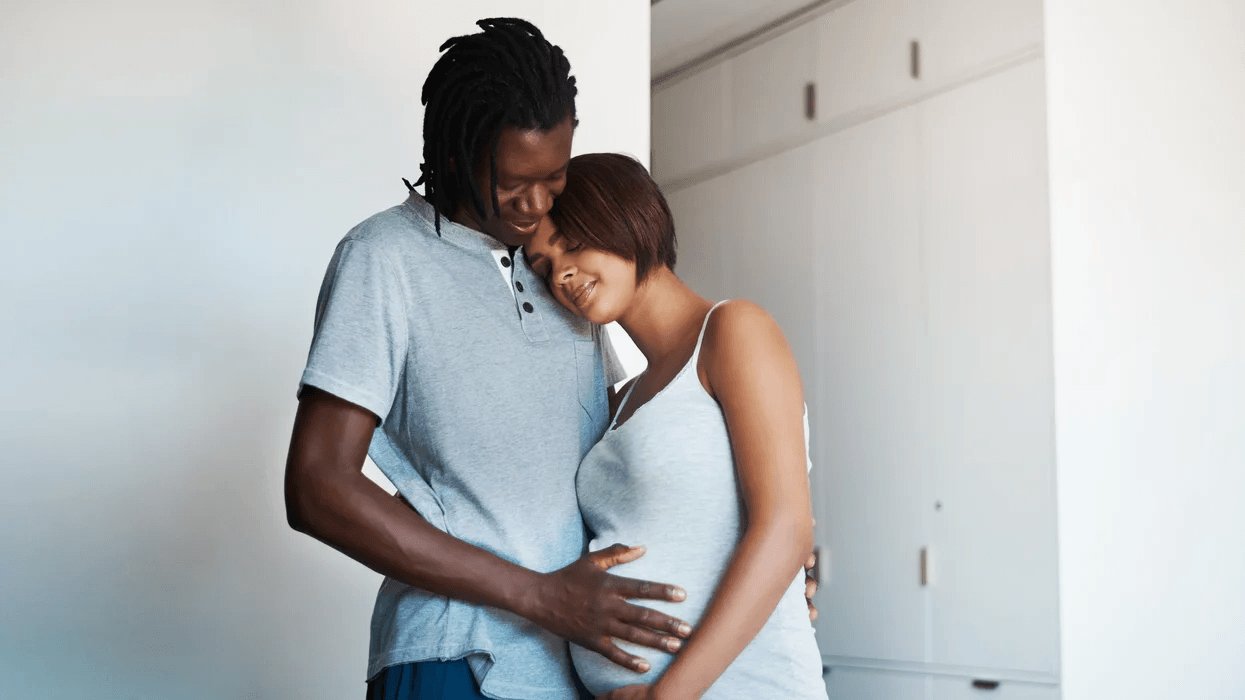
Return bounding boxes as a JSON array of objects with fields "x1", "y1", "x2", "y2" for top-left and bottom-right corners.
[{"x1": 523, "y1": 217, "x2": 638, "y2": 325}]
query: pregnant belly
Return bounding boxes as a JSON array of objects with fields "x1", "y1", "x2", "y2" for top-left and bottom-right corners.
[{"x1": 573, "y1": 539, "x2": 730, "y2": 695}]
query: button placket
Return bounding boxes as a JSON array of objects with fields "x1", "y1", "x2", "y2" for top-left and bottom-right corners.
[{"x1": 513, "y1": 265, "x2": 550, "y2": 342}]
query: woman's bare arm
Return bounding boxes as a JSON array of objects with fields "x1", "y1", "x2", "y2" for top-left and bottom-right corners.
[{"x1": 648, "y1": 301, "x2": 816, "y2": 699}]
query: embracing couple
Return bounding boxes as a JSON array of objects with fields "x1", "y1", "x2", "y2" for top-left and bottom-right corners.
[{"x1": 284, "y1": 18, "x2": 828, "y2": 700}]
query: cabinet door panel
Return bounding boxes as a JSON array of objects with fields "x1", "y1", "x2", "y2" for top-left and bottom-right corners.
[
  {"x1": 931, "y1": 677, "x2": 1059, "y2": 700},
  {"x1": 814, "y1": 0, "x2": 921, "y2": 123},
  {"x1": 826, "y1": 667, "x2": 928, "y2": 700},
  {"x1": 918, "y1": 0, "x2": 1043, "y2": 83},
  {"x1": 652, "y1": 62, "x2": 731, "y2": 183},
  {"x1": 730, "y1": 22, "x2": 817, "y2": 156},
  {"x1": 666, "y1": 176, "x2": 729, "y2": 302},
  {"x1": 811, "y1": 106, "x2": 929, "y2": 663},
  {"x1": 717, "y1": 146, "x2": 818, "y2": 388},
  {"x1": 920, "y1": 60, "x2": 1059, "y2": 674}
]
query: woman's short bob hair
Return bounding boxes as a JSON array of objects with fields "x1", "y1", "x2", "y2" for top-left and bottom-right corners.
[{"x1": 549, "y1": 153, "x2": 676, "y2": 283}]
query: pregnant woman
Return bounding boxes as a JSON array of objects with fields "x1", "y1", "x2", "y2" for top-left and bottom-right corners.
[{"x1": 523, "y1": 153, "x2": 828, "y2": 700}]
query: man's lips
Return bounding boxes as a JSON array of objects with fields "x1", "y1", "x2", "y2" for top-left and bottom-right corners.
[{"x1": 510, "y1": 219, "x2": 541, "y2": 235}]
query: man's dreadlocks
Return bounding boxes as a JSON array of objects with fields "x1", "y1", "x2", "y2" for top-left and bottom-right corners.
[{"x1": 408, "y1": 18, "x2": 578, "y2": 234}]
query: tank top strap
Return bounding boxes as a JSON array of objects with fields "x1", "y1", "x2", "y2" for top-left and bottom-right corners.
[{"x1": 690, "y1": 300, "x2": 733, "y2": 370}]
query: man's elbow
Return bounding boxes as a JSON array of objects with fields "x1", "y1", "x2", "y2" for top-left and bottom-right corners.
[{"x1": 284, "y1": 469, "x2": 323, "y2": 535}]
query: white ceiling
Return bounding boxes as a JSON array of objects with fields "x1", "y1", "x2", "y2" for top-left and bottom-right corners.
[{"x1": 651, "y1": 0, "x2": 819, "y2": 77}]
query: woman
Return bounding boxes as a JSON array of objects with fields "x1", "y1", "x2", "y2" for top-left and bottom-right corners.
[{"x1": 524, "y1": 153, "x2": 828, "y2": 700}]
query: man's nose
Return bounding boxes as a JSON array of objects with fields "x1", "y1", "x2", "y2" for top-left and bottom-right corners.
[{"x1": 516, "y1": 185, "x2": 553, "y2": 217}]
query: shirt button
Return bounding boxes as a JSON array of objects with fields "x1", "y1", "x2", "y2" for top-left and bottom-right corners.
[
  {"x1": 500, "y1": 256, "x2": 512, "y2": 268},
  {"x1": 515, "y1": 281, "x2": 524, "y2": 293},
  {"x1": 522, "y1": 302, "x2": 534, "y2": 313}
]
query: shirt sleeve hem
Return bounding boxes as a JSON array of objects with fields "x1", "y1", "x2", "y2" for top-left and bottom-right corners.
[{"x1": 298, "y1": 369, "x2": 392, "y2": 424}]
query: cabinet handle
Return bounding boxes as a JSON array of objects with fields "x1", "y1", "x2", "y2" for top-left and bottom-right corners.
[
  {"x1": 920, "y1": 547, "x2": 928, "y2": 586},
  {"x1": 910, "y1": 40, "x2": 921, "y2": 79},
  {"x1": 805, "y1": 82, "x2": 816, "y2": 120},
  {"x1": 972, "y1": 679, "x2": 1001, "y2": 691}
]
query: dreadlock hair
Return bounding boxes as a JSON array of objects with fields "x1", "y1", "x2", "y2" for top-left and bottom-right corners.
[{"x1": 407, "y1": 17, "x2": 578, "y2": 235}]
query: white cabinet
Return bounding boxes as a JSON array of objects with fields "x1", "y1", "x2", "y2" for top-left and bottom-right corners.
[
  {"x1": 716, "y1": 146, "x2": 818, "y2": 379},
  {"x1": 811, "y1": 106, "x2": 929, "y2": 664},
  {"x1": 931, "y1": 677, "x2": 1060, "y2": 700},
  {"x1": 826, "y1": 667, "x2": 928, "y2": 700},
  {"x1": 917, "y1": 0, "x2": 1044, "y2": 83},
  {"x1": 655, "y1": 0, "x2": 1059, "y2": 692},
  {"x1": 813, "y1": 0, "x2": 922, "y2": 123},
  {"x1": 919, "y1": 60, "x2": 1059, "y2": 675},
  {"x1": 729, "y1": 22, "x2": 818, "y2": 156},
  {"x1": 665, "y1": 175, "x2": 729, "y2": 302},
  {"x1": 651, "y1": 61, "x2": 731, "y2": 183}
]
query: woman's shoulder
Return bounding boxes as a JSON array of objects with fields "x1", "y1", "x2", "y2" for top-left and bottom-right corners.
[
  {"x1": 702, "y1": 299, "x2": 786, "y2": 354},
  {"x1": 698, "y1": 299, "x2": 795, "y2": 388}
]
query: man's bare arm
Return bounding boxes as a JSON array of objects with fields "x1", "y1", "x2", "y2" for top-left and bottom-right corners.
[{"x1": 284, "y1": 386, "x2": 690, "y2": 671}]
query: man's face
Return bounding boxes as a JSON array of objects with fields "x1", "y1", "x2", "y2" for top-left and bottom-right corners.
[{"x1": 454, "y1": 113, "x2": 574, "y2": 247}]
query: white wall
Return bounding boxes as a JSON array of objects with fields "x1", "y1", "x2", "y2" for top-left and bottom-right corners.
[
  {"x1": 0, "y1": 2, "x2": 649, "y2": 698},
  {"x1": 1044, "y1": 1, "x2": 1245, "y2": 698}
]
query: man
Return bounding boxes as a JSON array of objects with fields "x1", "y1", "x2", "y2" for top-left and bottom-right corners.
[{"x1": 284, "y1": 18, "x2": 815, "y2": 700}]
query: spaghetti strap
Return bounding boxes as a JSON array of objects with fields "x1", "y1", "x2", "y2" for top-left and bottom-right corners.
[
  {"x1": 609, "y1": 378, "x2": 642, "y2": 431},
  {"x1": 690, "y1": 300, "x2": 732, "y2": 370}
]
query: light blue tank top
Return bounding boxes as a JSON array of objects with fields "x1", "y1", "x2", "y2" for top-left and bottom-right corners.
[{"x1": 571, "y1": 301, "x2": 828, "y2": 699}]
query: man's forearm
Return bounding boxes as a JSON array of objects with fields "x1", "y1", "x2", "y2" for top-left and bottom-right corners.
[{"x1": 288, "y1": 459, "x2": 541, "y2": 617}]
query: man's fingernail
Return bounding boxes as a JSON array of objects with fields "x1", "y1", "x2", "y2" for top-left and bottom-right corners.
[
  {"x1": 637, "y1": 660, "x2": 651, "y2": 672},
  {"x1": 668, "y1": 638, "x2": 682, "y2": 651},
  {"x1": 671, "y1": 588, "x2": 686, "y2": 600},
  {"x1": 678, "y1": 623, "x2": 692, "y2": 636}
]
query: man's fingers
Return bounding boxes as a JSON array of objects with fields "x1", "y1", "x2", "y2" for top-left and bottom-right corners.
[
  {"x1": 607, "y1": 618, "x2": 684, "y2": 654},
  {"x1": 617, "y1": 600, "x2": 692, "y2": 638},
  {"x1": 609, "y1": 573, "x2": 686, "y2": 603},
  {"x1": 590, "y1": 543, "x2": 647, "y2": 570},
  {"x1": 591, "y1": 636, "x2": 651, "y2": 673}
]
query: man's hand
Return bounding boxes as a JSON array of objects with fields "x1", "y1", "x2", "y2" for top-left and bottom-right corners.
[
  {"x1": 522, "y1": 543, "x2": 691, "y2": 673},
  {"x1": 597, "y1": 684, "x2": 657, "y2": 700}
]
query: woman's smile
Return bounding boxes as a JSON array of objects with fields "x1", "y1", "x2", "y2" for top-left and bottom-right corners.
[{"x1": 569, "y1": 279, "x2": 597, "y2": 311}]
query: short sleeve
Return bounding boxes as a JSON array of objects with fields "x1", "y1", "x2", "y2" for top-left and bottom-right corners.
[{"x1": 299, "y1": 239, "x2": 409, "y2": 422}]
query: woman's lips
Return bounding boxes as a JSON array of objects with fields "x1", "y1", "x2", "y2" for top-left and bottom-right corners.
[{"x1": 570, "y1": 280, "x2": 596, "y2": 310}]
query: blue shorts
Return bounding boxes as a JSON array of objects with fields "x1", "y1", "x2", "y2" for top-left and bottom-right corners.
[{"x1": 366, "y1": 659, "x2": 594, "y2": 700}]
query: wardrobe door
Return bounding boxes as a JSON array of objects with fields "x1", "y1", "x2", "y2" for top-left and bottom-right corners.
[
  {"x1": 931, "y1": 677, "x2": 1060, "y2": 700},
  {"x1": 651, "y1": 61, "x2": 731, "y2": 184},
  {"x1": 715, "y1": 145, "x2": 818, "y2": 392},
  {"x1": 826, "y1": 666, "x2": 928, "y2": 700},
  {"x1": 729, "y1": 22, "x2": 818, "y2": 157},
  {"x1": 811, "y1": 105, "x2": 930, "y2": 664},
  {"x1": 917, "y1": 0, "x2": 1044, "y2": 83},
  {"x1": 919, "y1": 60, "x2": 1060, "y2": 675},
  {"x1": 813, "y1": 0, "x2": 923, "y2": 123},
  {"x1": 665, "y1": 174, "x2": 729, "y2": 303}
]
